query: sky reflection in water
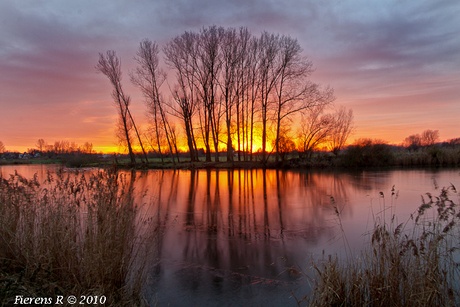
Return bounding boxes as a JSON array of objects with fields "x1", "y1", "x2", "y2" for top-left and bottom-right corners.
[{"x1": 1, "y1": 165, "x2": 459, "y2": 306}]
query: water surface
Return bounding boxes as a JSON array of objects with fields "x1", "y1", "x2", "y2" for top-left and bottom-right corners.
[{"x1": 2, "y1": 165, "x2": 459, "y2": 306}]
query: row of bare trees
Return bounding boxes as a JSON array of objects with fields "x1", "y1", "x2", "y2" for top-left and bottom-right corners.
[
  {"x1": 97, "y1": 26, "x2": 352, "y2": 164},
  {"x1": 35, "y1": 139, "x2": 94, "y2": 154}
]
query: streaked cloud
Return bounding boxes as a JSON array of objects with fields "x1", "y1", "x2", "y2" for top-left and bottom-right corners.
[{"x1": 0, "y1": 0, "x2": 459, "y2": 151}]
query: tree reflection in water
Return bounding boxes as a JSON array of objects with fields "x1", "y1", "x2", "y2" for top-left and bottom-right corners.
[
  {"x1": 1, "y1": 165, "x2": 455, "y2": 305},
  {"x1": 136, "y1": 169, "x2": 361, "y2": 305}
]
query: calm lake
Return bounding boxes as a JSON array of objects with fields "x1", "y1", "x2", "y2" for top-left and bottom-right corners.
[{"x1": 1, "y1": 165, "x2": 459, "y2": 306}]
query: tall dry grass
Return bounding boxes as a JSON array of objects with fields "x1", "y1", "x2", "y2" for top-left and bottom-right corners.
[
  {"x1": 393, "y1": 147, "x2": 460, "y2": 167},
  {"x1": 0, "y1": 168, "x2": 158, "y2": 306},
  {"x1": 304, "y1": 185, "x2": 460, "y2": 306}
]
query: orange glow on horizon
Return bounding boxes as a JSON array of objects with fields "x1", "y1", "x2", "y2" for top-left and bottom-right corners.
[
  {"x1": 1, "y1": 135, "x2": 379, "y2": 155},
  {"x1": 2, "y1": 118, "x2": 449, "y2": 155}
]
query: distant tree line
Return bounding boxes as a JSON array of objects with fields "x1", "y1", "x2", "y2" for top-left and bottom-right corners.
[
  {"x1": 34, "y1": 139, "x2": 94, "y2": 155},
  {"x1": 339, "y1": 130, "x2": 460, "y2": 168},
  {"x1": 0, "y1": 139, "x2": 96, "y2": 165},
  {"x1": 403, "y1": 129, "x2": 440, "y2": 150},
  {"x1": 97, "y1": 26, "x2": 356, "y2": 165},
  {"x1": 0, "y1": 139, "x2": 93, "y2": 156}
]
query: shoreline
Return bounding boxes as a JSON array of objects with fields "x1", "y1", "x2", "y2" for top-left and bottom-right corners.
[{"x1": 1, "y1": 157, "x2": 458, "y2": 171}]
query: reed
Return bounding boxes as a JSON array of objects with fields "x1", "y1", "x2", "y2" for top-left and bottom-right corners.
[
  {"x1": 393, "y1": 146, "x2": 460, "y2": 167},
  {"x1": 305, "y1": 185, "x2": 460, "y2": 306},
  {"x1": 0, "y1": 168, "x2": 158, "y2": 306}
]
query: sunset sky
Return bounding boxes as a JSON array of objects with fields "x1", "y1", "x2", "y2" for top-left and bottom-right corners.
[{"x1": 1, "y1": 0, "x2": 459, "y2": 153}]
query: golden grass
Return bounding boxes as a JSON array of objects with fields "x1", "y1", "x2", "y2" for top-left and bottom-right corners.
[
  {"x1": 304, "y1": 185, "x2": 460, "y2": 306},
  {"x1": 0, "y1": 168, "x2": 158, "y2": 306}
]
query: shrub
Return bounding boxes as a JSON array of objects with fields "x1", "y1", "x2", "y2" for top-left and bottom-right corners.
[
  {"x1": 341, "y1": 139, "x2": 393, "y2": 167},
  {"x1": 60, "y1": 153, "x2": 100, "y2": 167}
]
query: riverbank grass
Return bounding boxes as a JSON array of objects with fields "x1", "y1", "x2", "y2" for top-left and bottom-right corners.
[
  {"x1": 306, "y1": 185, "x2": 460, "y2": 306},
  {"x1": 0, "y1": 168, "x2": 157, "y2": 306}
]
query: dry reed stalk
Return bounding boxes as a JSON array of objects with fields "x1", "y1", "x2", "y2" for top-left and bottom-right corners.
[
  {"x1": 0, "y1": 168, "x2": 158, "y2": 306},
  {"x1": 305, "y1": 185, "x2": 460, "y2": 307}
]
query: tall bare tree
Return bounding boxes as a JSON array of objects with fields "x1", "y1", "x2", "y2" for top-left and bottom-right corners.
[
  {"x1": 330, "y1": 106, "x2": 354, "y2": 155},
  {"x1": 164, "y1": 31, "x2": 199, "y2": 162},
  {"x1": 235, "y1": 27, "x2": 252, "y2": 161},
  {"x1": 131, "y1": 39, "x2": 175, "y2": 165},
  {"x1": 218, "y1": 27, "x2": 240, "y2": 162},
  {"x1": 273, "y1": 35, "x2": 335, "y2": 161},
  {"x1": 199, "y1": 26, "x2": 223, "y2": 161},
  {"x1": 96, "y1": 51, "x2": 136, "y2": 163},
  {"x1": 246, "y1": 36, "x2": 261, "y2": 161},
  {"x1": 258, "y1": 32, "x2": 281, "y2": 163}
]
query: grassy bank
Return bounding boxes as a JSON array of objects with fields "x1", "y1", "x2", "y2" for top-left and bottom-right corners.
[
  {"x1": 304, "y1": 185, "x2": 460, "y2": 306},
  {"x1": 2, "y1": 145, "x2": 459, "y2": 170},
  {"x1": 0, "y1": 168, "x2": 158, "y2": 306},
  {"x1": 108, "y1": 146, "x2": 460, "y2": 170}
]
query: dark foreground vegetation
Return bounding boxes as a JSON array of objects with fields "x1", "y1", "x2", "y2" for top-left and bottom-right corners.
[
  {"x1": 0, "y1": 168, "x2": 158, "y2": 306},
  {"x1": 303, "y1": 185, "x2": 460, "y2": 306}
]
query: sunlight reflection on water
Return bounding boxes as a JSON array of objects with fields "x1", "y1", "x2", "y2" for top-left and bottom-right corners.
[{"x1": 1, "y1": 165, "x2": 459, "y2": 306}]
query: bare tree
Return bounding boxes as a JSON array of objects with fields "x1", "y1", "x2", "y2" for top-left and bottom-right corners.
[
  {"x1": 273, "y1": 36, "x2": 335, "y2": 161},
  {"x1": 246, "y1": 36, "x2": 261, "y2": 161},
  {"x1": 166, "y1": 26, "x2": 223, "y2": 162},
  {"x1": 36, "y1": 139, "x2": 46, "y2": 152},
  {"x1": 69, "y1": 141, "x2": 78, "y2": 153},
  {"x1": 330, "y1": 106, "x2": 354, "y2": 155},
  {"x1": 0, "y1": 141, "x2": 5, "y2": 153},
  {"x1": 163, "y1": 31, "x2": 199, "y2": 162},
  {"x1": 61, "y1": 141, "x2": 71, "y2": 153},
  {"x1": 131, "y1": 39, "x2": 175, "y2": 165},
  {"x1": 219, "y1": 27, "x2": 236, "y2": 162},
  {"x1": 53, "y1": 141, "x2": 62, "y2": 154},
  {"x1": 199, "y1": 26, "x2": 223, "y2": 162},
  {"x1": 258, "y1": 32, "x2": 281, "y2": 163},
  {"x1": 232, "y1": 28, "x2": 248, "y2": 161},
  {"x1": 421, "y1": 129, "x2": 439, "y2": 146},
  {"x1": 96, "y1": 51, "x2": 136, "y2": 163},
  {"x1": 82, "y1": 142, "x2": 93, "y2": 154},
  {"x1": 297, "y1": 105, "x2": 335, "y2": 158},
  {"x1": 403, "y1": 134, "x2": 422, "y2": 150}
]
